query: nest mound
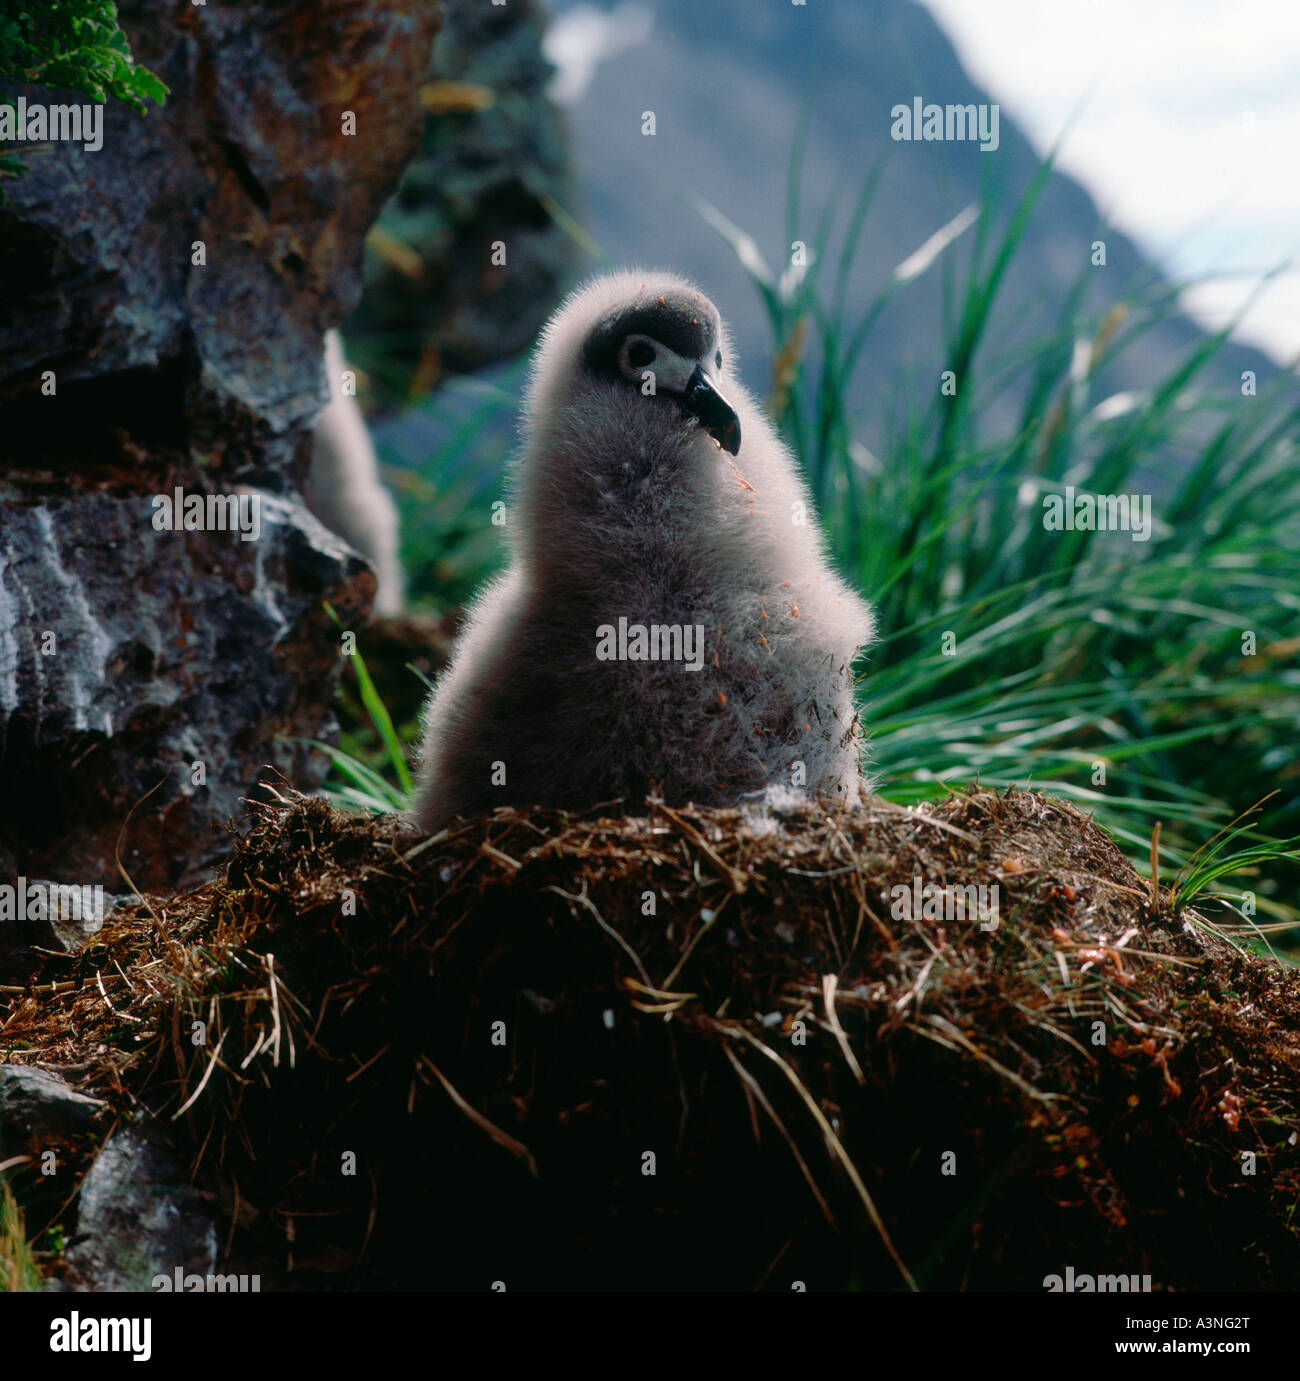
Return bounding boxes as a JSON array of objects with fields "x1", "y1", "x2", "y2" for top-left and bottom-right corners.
[{"x1": 4, "y1": 788, "x2": 1299, "y2": 1291}]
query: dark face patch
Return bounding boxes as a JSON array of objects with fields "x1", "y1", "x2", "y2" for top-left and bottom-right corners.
[{"x1": 582, "y1": 291, "x2": 720, "y2": 382}]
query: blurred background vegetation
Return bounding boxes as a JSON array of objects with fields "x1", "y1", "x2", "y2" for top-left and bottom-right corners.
[{"x1": 0, "y1": 1, "x2": 163, "y2": 105}]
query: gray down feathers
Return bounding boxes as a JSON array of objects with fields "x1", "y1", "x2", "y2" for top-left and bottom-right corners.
[
  {"x1": 412, "y1": 270, "x2": 874, "y2": 830},
  {"x1": 305, "y1": 330, "x2": 406, "y2": 618}
]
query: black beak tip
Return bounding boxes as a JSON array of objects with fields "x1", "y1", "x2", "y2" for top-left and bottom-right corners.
[{"x1": 683, "y1": 364, "x2": 742, "y2": 457}]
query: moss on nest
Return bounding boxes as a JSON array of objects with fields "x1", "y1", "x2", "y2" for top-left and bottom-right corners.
[{"x1": 2, "y1": 787, "x2": 1298, "y2": 1290}]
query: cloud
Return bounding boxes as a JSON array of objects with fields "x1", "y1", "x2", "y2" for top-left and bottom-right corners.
[
  {"x1": 919, "y1": 0, "x2": 1300, "y2": 362},
  {"x1": 543, "y1": 3, "x2": 654, "y2": 107}
]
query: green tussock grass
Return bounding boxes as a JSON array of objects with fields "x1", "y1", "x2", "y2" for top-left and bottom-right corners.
[
  {"x1": 0, "y1": 1180, "x2": 42, "y2": 1292},
  {"x1": 696, "y1": 134, "x2": 1299, "y2": 939},
  {"x1": 308, "y1": 605, "x2": 412, "y2": 815}
]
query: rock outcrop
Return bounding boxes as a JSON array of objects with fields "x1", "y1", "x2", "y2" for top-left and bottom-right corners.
[
  {"x1": 345, "y1": 0, "x2": 573, "y2": 405},
  {"x1": 0, "y1": 0, "x2": 442, "y2": 905},
  {"x1": 58, "y1": 1126, "x2": 220, "y2": 1293}
]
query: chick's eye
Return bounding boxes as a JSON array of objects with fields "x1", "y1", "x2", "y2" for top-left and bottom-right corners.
[
  {"x1": 628, "y1": 341, "x2": 656, "y2": 368},
  {"x1": 715, "y1": 351, "x2": 723, "y2": 369}
]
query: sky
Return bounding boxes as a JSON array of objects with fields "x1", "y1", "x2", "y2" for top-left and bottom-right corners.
[{"x1": 919, "y1": 0, "x2": 1300, "y2": 365}]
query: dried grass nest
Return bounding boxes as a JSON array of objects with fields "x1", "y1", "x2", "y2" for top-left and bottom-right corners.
[{"x1": 3, "y1": 786, "x2": 1298, "y2": 1291}]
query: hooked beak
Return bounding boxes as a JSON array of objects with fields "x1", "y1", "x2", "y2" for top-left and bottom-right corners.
[{"x1": 682, "y1": 363, "x2": 741, "y2": 455}]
